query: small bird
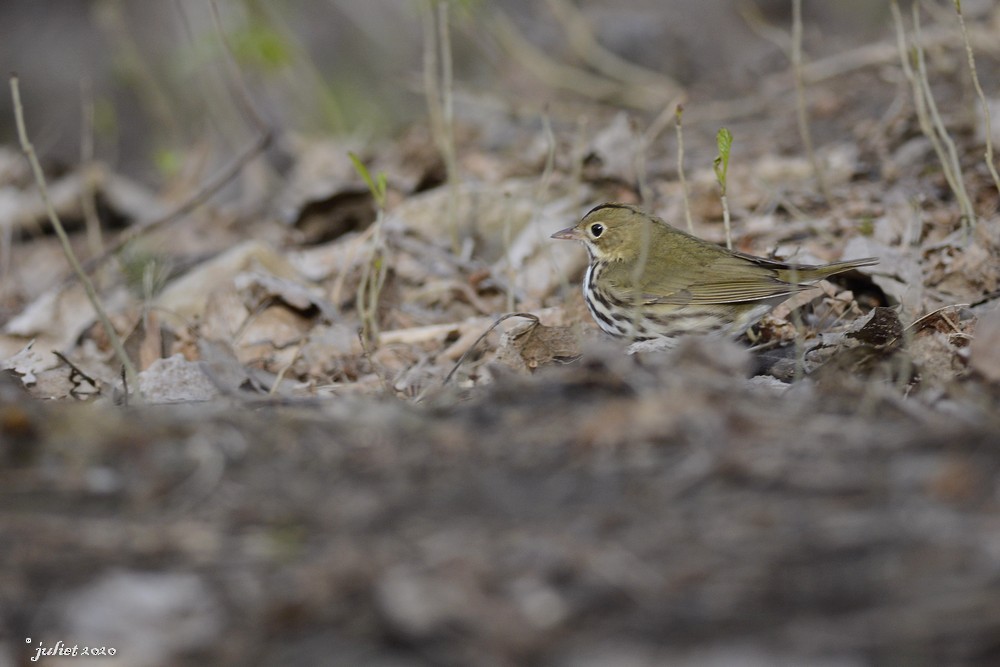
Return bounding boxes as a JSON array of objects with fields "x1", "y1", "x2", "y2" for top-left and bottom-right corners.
[{"x1": 551, "y1": 203, "x2": 878, "y2": 344}]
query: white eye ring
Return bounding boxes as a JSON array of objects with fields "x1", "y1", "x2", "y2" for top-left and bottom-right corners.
[{"x1": 589, "y1": 223, "x2": 604, "y2": 238}]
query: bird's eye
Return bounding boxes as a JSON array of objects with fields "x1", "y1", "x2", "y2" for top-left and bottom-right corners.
[{"x1": 589, "y1": 223, "x2": 604, "y2": 238}]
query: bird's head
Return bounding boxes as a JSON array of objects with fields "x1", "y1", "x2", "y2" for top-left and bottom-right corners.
[{"x1": 550, "y1": 203, "x2": 652, "y2": 262}]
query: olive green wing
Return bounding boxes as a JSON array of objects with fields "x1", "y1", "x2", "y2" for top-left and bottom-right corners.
[
  {"x1": 647, "y1": 252, "x2": 811, "y2": 305},
  {"x1": 602, "y1": 239, "x2": 811, "y2": 306}
]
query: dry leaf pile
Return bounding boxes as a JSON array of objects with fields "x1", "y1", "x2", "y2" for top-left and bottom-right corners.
[{"x1": 2, "y1": 110, "x2": 997, "y2": 403}]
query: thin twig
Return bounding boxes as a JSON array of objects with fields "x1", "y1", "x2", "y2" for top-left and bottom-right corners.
[
  {"x1": 79, "y1": 78, "x2": 104, "y2": 257},
  {"x1": 891, "y1": 3, "x2": 965, "y2": 229},
  {"x1": 358, "y1": 328, "x2": 392, "y2": 395},
  {"x1": 356, "y1": 212, "x2": 387, "y2": 344},
  {"x1": 953, "y1": 0, "x2": 1000, "y2": 198},
  {"x1": 120, "y1": 365, "x2": 129, "y2": 407},
  {"x1": 912, "y1": 3, "x2": 974, "y2": 229},
  {"x1": 537, "y1": 109, "x2": 557, "y2": 201},
  {"x1": 641, "y1": 95, "x2": 684, "y2": 149},
  {"x1": 721, "y1": 193, "x2": 732, "y2": 251},
  {"x1": 903, "y1": 303, "x2": 970, "y2": 334},
  {"x1": 896, "y1": 1, "x2": 975, "y2": 230},
  {"x1": 443, "y1": 313, "x2": 539, "y2": 385},
  {"x1": 632, "y1": 116, "x2": 650, "y2": 206},
  {"x1": 423, "y1": 0, "x2": 461, "y2": 254},
  {"x1": 502, "y1": 193, "x2": 517, "y2": 313},
  {"x1": 675, "y1": 104, "x2": 694, "y2": 234},
  {"x1": 11, "y1": 74, "x2": 140, "y2": 396},
  {"x1": 52, "y1": 350, "x2": 100, "y2": 391},
  {"x1": 791, "y1": 0, "x2": 830, "y2": 204},
  {"x1": 714, "y1": 128, "x2": 733, "y2": 250}
]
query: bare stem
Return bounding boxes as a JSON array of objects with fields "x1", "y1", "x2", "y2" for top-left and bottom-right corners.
[
  {"x1": 791, "y1": 0, "x2": 830, "y2": 204},
  {"x1": 954, "y1": 0, "x2": 1000, "y2": 198},
  {"x1": 10, "y1": 75, "x2": 140, "y2": 395},
  {"x1": 356, "y1": 212, "x2": 388, "y2": 345},
  {"x1": 423, "y1": 0, "x2": 461, "y2": 254},
  {"x1": 891, "y1": 1, "x2": 973, "y2": 231},
  {"x1": 913, "y1": 3, "x2": 975, "y2": 229},
  {"x1": 721, "y1": 193, "x2": 732, "y2": 251},
  {"x1": 443, "y1": 313, "x2": 539, "y2": 385},
  {"x1": 633, "y1": 116, "x2": 651, "y2": 206},
  {"x1": 675, "y1": 104, "x2": 694, "y2": 234},
  {"x1": 79, "y1": 79, "x2": 104, "y2": 257}
]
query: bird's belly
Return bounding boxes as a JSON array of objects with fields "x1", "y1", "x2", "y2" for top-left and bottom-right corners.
[{"x1": 584, "y1": 282, "x2": 773, "y2": 342}]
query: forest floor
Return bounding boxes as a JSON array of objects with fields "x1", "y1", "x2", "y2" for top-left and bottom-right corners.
[{"x1": 3, "y1": 4, "x2": 1000, "y2": 666}]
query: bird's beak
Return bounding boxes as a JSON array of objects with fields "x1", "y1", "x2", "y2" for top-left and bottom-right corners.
[{"x1": 551, "y1": 226, "x2": 581, "y2": 241}]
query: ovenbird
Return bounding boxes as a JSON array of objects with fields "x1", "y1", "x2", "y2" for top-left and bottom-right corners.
[{"x1": 551, "y1": 203, "x2": 877, "y2": 344}]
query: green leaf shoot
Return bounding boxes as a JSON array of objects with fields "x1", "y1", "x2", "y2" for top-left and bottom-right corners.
[
  {"x1": 348, "y1": 151, "x2": 387, "y2": 209},
  {"x1": 713, "y1": 127, "x2": 733, "y2": 196}
]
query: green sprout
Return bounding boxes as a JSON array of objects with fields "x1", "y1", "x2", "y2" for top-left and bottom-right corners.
[
  {"x1": 349, "y1": 151, "x2": 388, "y2": 209},
  {"x1": 348, "y1": 151, "x2": 389, "y2": 345}
]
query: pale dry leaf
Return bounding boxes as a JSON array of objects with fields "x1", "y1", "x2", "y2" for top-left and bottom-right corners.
[
  {"x1": 929, "y1": 222, "x2": 1000, "y2": 304},
  {"x1": 155, "y1": 240, "x2": 301, "y2": 323},
  {"x1": 379, "y1": 317, "x2": 493, "y2": 347},
  {"x1": 492, "y1": 194, "x2": 590, "y2": 305},
  {"x1": 287, "y1": 233, "x2": 373, "y2": 282},
  {"x1": 909, "y1": 330, "x2": 965, "y2": 389},
  {"x1": 138, "y1": 354, "x2": 220, "y2": 403},
  {"x1": 387, "y1": 181, "x2": 538, "y2": 262},
  {"x1": 234, "y1": 270, "x2": 333, "y2": 317},
  {"x1": 0, "y1": 164, "x2": 162, "y2": 234},
  {"x1": 771, "y1": 280, "x2": 842, "y2": 321},
  {"x1": 2, "y1": 344, "x2": 103, "y2": 400},
  {"x1": 29, "y1": 364, "x2": 91, "y2": 401},
  {"x1": 234, "y1": 305, "x2": 312, "y2": 366},
  {"x1": 749, "y1": 143, "x2": 858, "y2": 190},
  {"x1": 273, "y1": 136, "x2": 367, "y2": 224},
  {"x1": 865, "y1": 203, "x2": 921, "y2": 247},
  {"x1": 1, "y1": 340, "x2": 46, "y2": 385},
  {"x1": 495, "y1": 319, "x2": 581, "y2": 373},
  {"x1": 843, "y1": 234, "x2": 922, "y2": 316},
  {"x1": 440, "y1": 323, "x2": 500, "y2": 363},
  {"x1": 200, "y1": 289, "x2": 251, "y2": 344},
  {"x1": 132, "y1": 310, "x2": 166, "y2": 371},
  {"x1": 585, "y1": 112, "x2": 638, "y2": 181},
  {"x1": 197, "y1": 339, "x2": 254, "y2": 396},
  {"x1": 100, "y1": 169, "x2": 170, "y2": 223},
  {"x1": 3, "y1": 283, "x2": 132, "y2": 354},
  {"x1": 299, "y1": 324, "x2": 363, "y2": 378}
]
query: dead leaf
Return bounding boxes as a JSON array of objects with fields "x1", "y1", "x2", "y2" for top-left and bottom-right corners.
[
  {"x1": 138, "y1": 353, "x2": 221, "y2": 403},
  {"x1": 496, "y1": 319, "x2": 580, "y2": 373},
  {"x1": 155, "y1": 241, "x2": 302, "y2": 324}
]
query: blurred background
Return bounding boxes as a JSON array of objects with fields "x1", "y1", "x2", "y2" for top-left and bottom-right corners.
[{"x1": 0, "y1": 0, "x2": 897, "y2": 184}]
